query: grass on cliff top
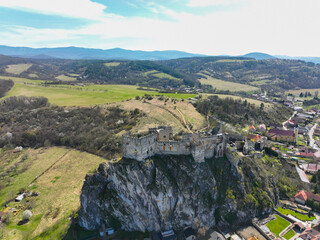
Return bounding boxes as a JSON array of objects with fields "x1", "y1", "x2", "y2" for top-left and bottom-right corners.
[
  {"x1": 110, "y1": 98, "x2": 206, "y2": 134},
  {"x1": 277, "y1": 207, "x2": 315, "y2": 221},
  {"x1": 266, "y1": 215, "x2": 290, "y2": 237},
  {"x1": 1, "y1": 76, "x2": 196, "y2": 106},
  {"x1": 0, "y1": 147, "x2": 106, "y2": 240}
]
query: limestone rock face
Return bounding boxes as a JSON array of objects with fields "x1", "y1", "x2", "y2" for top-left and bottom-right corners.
[{"x1": 78, "y1": 155, "x2": 278, "y2": 232}]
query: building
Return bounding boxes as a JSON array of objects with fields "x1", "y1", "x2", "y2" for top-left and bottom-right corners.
[
  {"x1": 297, "y1": 227, "x2": 320, "y2": 240},
  {"x1": 268, "y1": 128, "x2": 298, "y2": 143},
  {"x1": 122, "y1": 126, "x2": 226, "y2": 162},
  {"x1": 209, "y1": 231, "x2": 225, "y2": 240},
  {"x1": 161, "y1": 230, "x2": 177, "y2": 240},
  {"x1": 183, "y1": 227, "x2": 197, "y2": 240},
  {"x1": 295, "y1": 190, "x2": 320, "y2": 205},
  {"x1": 300, "y1": 163, "x2": 320, "y2": 173}
]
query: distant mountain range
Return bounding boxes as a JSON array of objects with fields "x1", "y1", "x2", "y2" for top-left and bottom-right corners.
[
  {"x1": 0, "y1": 45, "x2": 205, "y2": 61},
  {"x1": 0, "y1": 45, "x2": 319, "y2": 63}
]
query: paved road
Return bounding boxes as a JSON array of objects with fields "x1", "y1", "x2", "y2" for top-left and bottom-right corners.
[
  {"x1": 282, "y1": 111, "x2": 297, "y2": 130},
  {"x1": 308, "y1": 123, "x2": 320, "y2": 151}
]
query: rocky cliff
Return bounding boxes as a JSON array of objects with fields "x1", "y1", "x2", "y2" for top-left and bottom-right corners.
[{"x1": 78, "y1": 152, "x2": 302, "y2": 234}]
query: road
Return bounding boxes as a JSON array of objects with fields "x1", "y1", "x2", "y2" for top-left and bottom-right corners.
[
  {"x1": 282, "y1": 111, "x2": 297, "y2": 130},
  {"x1": 308, "y1": 123, "x2": 320, "y2": 150}
]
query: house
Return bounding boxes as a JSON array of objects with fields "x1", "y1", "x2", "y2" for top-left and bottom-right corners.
[
  {"x1": 297, "y1": 227, "x2": 320, "y2": 240},
  {"x1": 298, "y1": 126, "x2": 309, "y2": 135},
  {"x1": 295, "y1": 190, "x2": 320, "y2": 205},
  {"x1": 294, "y1": 222, "x2": 306, "y2": 232},
  {"x1": 209, "y1": 231, "x2": 225, "y2": 240},
  {"x1": 294, "y1": 106, "x2": 304, "y2": 111},
  {"x1": 161, "y1": 230, "x2": 177, "y2": 240},
  {"x1": 247, "y1": 134, "x2": 261, "y2": 142},
  {"x1": 284, "y1": 100, "x2": 294, "y2": 108},
  {"x1": 257, "y1": 124, "x2": 266, "y2": 132},
  {"x1": 300, "y1": 163, "x2": 320, "y2": 173},
  {"x1": 296, "y1": 152, "x2": 315, "y2": 159},
  {"x1": 183, "y1": 227, "x2": 197, "y2": 240},
  {"x1": 249, "y1": 125, "x2": 256, "y2": 132},
  {"x1": 15, "y1": 193, "x2": 25, "y2": 202},
  {"x1": 268, "y1": 128, "x2": 298, "y2": 143}
]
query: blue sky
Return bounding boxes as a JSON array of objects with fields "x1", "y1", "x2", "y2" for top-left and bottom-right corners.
[{"x1": 0, "y1": 0, "x2": 319, "y2": 56}]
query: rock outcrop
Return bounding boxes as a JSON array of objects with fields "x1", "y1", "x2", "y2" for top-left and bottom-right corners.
[{"x1": 78, "y1": 154, "x2": 280, "y2": 233}]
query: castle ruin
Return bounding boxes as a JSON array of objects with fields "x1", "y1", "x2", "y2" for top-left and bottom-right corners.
[{"x1": 122, "y1": 126, "x2": 226, "y2": 162}]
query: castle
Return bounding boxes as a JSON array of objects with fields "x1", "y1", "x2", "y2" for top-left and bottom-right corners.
[{"x1": 122, "y1": 126, "x2": 227, "y2": 162}]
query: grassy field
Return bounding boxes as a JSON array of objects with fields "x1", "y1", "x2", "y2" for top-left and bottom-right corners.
[
  {"x1": 55, "y1": 74, "x2": 77, "y2": 81},
  {"x1": 198, "y1": 73, "x2": 259, "y2": 92},
  {"x1": 287, "y1": 88, "x2": 320, "y2": 96},
  {"x1": 104, "y1": 62, "x2": 121, "y2": 67},
  {"x1": 143, "y1": 70, "x2": 180, "y2": 80},
  {"x1": 0, "y1": 76, "x2": 196, "y2": 106},
  {"x1": 110, "y1": 98, "x2": 206, "y2": 134},
  {"x1": 251, "y1": 79, "x2": 272, "y2": 86},
  {"x1": 5, "y1": 64, "x2": 33, "y2": 75},
  {"x1": 266, "y1": 215, "x2": 291, "y2": 237},
  {"x1": 277, "y1": 207, "x2": 315, "y2": 221},
  {"x1": 0, "y1": 147, "x2": 106, "y2": 240},
  {"x1": 0, "y1": 75, "x2": 46, "y2": 84},
  {"x1": 283, "y1": 229, "x2": 295, "y2": 240}
]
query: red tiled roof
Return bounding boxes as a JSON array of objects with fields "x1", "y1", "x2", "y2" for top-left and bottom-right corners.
[
  {"x1": 295, "y1": 190, "x2": 320, "y2": 202},
  {"x1": 247, "y1": 134, "x2": 261, "y2": 141},
  {"x1": 249, "y1": 125, "x2": 256, "y2": 130},
  {"x1": 295, "y1": 190, "x2": 308, "y2": 201},
  {"x1": 268, "y1": 128, "x2": 295, "y2": 137},
  {"x1": 302, "y1": 164, "x2": 320, "y2": 172},
  {"x1": 298, "y1": 152, "x2": 315, "y2": 157}
]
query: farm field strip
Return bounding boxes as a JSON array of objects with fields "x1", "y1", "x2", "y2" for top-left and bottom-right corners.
[{"x1": 198, "y1": 72, "x2": 259, "y2": 92}]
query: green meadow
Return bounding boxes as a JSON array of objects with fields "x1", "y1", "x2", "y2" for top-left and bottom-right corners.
[{"x1": 1, "y1": 76, "x2": 196, "y2": 106}]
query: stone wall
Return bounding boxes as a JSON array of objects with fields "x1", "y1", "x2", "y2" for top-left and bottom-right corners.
[
  {"x1": 122, "y1": 126, "x2": 227, "y2": 162},
  {"x1": 122, "y1": 133, "x2": 158, "y2": 161}
]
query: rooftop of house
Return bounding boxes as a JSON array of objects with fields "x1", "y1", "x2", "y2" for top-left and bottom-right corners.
[
  {"x1": 247, "y1": 134, "x2": 262, "y2": 142},
  {"x1": 301, "y1": 164, "x2": 320, "y2": 172},
  {"x1": 295, "y1": 190, "x2": 320, "y2": 202},
  {"x1": 298, "y1": 227, "x2": 320, "y2": 240},
  {"x1": 268, "y1": 128, "x2": 295, "y2": 137}
]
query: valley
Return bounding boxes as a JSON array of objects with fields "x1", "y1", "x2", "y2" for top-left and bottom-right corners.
[{"x1": 0, "y1": 53, "x2": 320, "y2": 240}]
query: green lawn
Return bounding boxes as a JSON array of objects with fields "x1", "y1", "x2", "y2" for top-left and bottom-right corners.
[
  {"x1": 283, "y1": 229, "x2": 295, "y2": 240},
  {"x1": 3, "y1": 80, "x2": 196, "y2": 106},
  {"x1": 266, "y1": 215, "x2": 291, "y2": 237},
  {"x1": 277, "y1": 207, "x2": 315, "y2": 221}
]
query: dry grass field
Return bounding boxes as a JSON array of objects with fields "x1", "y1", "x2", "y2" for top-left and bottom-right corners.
[
  {"x1": 104, "y1": 62, "x2": 121, "y2": 67},
  {"x1": 109, "y1": 98, "x2": 207, "y2": 134},
  {"x1": 0, "y1": 147, "x2": 107, "y2": 240},
  {"x1": 198, "y1": 73, "x2": 259, "y2": 92},
  {"x1": 55, "y1": 74, "x2": 77, "y2": 81},
  {"x1": 5, "y1": 64, "x2": 33, "y2": 75},
  {"x1": 286, "y1": 88, "x2": 320, "y2": 96}
]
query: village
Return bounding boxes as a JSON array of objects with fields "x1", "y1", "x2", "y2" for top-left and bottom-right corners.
[{"x1": 219, "y1": 94, "x2": 320, "y2": 240}]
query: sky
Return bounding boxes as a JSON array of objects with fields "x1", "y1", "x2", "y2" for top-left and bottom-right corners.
[{"x1": 0, "y1": 0, "x2": 320, "y2": 56}]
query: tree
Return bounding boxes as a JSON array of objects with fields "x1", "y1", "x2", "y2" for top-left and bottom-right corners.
[
  {"x1": 260, "y1": 103, "x2": 264, "y2": 111},
  {"x1": 22, "y1": 210, "x2": 32, "y2": 221},
  {"x1": 308, "y1": 92, "x2": 312, "y2": 97},
  {"x1": 305, "y1": 92, "x2": 308, "y2": 98},
  {"x1": 299, "y1": 92, "x2": 304, "y2": 98}
]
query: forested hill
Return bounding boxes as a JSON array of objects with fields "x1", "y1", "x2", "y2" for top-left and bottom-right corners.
[{"x1": 1, "y1": 54, "x2": 320, "y2": 91}]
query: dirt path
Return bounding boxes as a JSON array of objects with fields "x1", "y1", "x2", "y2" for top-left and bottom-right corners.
[
  {"x1": 146, "y1": 102, "x2": 190, "y2": 131},
  {"x1": 29, "y1": 149, "x2": 72, "y2": 185},
  {"x1": 283, "y1": 111, "x2": 297, "y2": 130}
]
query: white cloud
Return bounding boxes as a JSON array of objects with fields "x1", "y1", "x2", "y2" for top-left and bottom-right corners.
[
  {"x1": 187, "y1": 0, "x2": 240, "y2": 7},
  {"x1": 0, "y1": 0, "x2": 107, "y2": 20},
  {"x1": 1, "y1": 0, "x2": 320, "y2": 56}
]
